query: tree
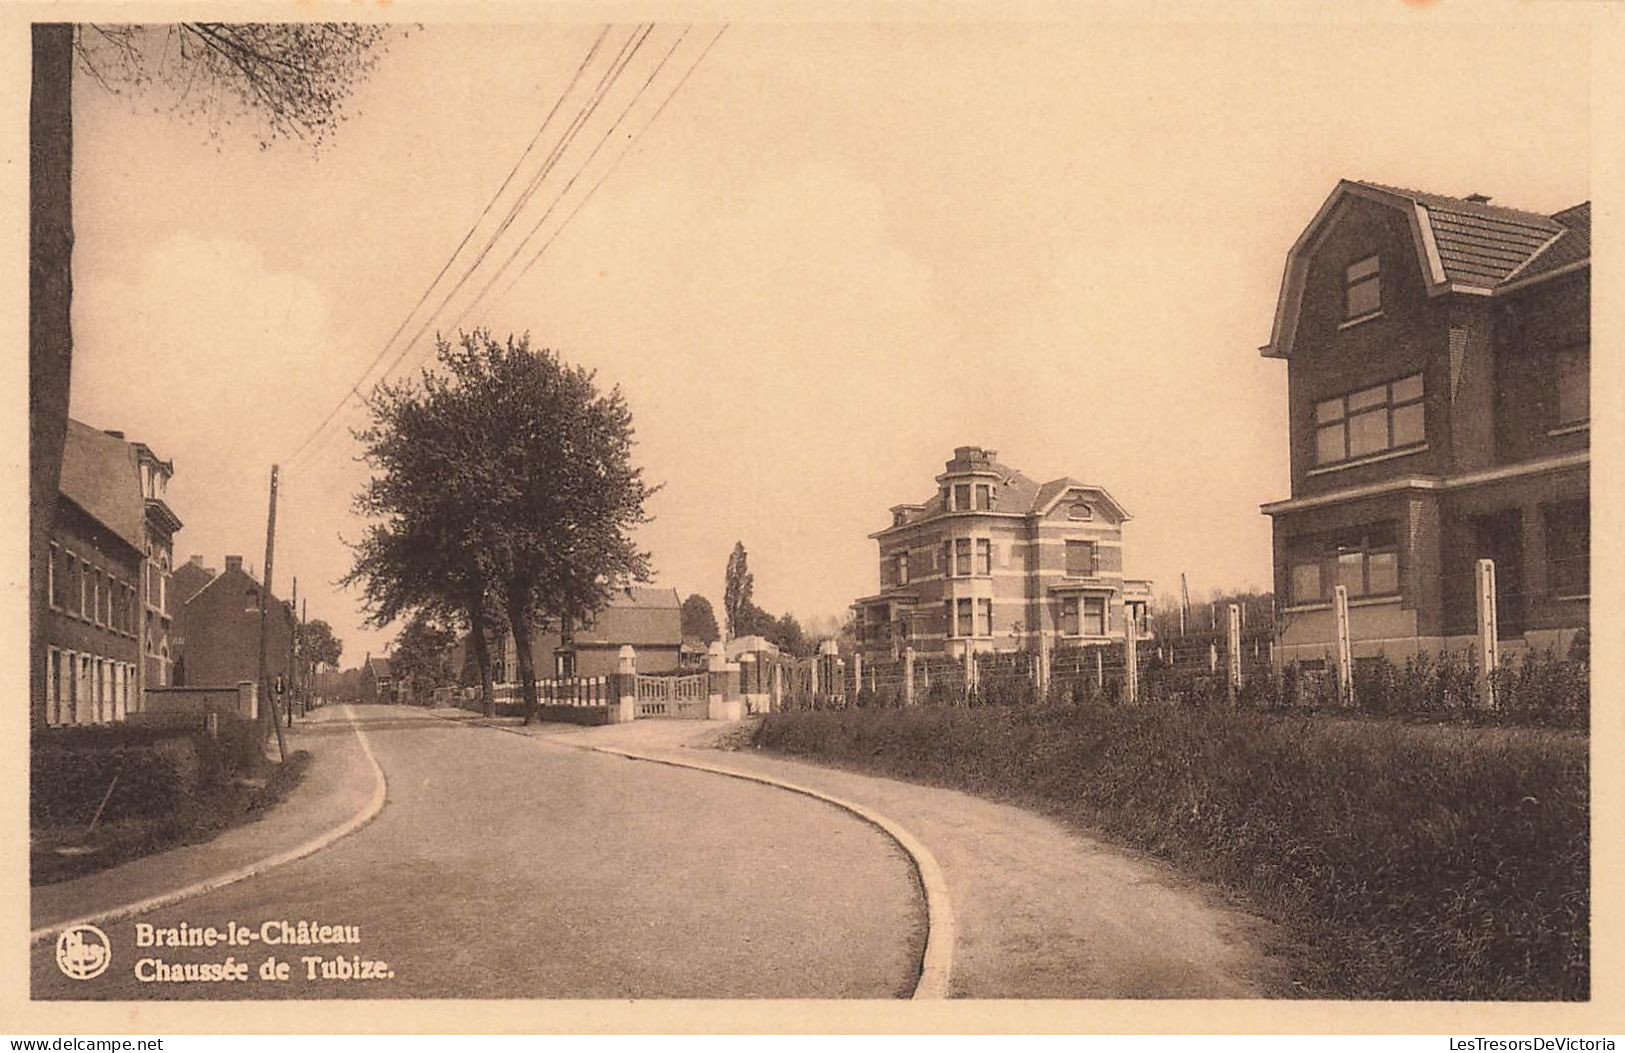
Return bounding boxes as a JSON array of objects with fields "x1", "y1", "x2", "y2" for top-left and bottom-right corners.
[
  {"x1": 298, "y1": 619, "x2": 343, "y2": 672},
  {"x1": 724, "y1": 542, "x2": 754, "y2": 640},
  {"x1": 349, "y1": 329, "x2": 656, "y2": 726},
  {"x1": 29, "y1": 24, "x2": 391, "y2": 729},
  {"x1": 680, "y1": 593, "x2": 720, "y2": 645},
  {"x1": 391, "y1": 614, "x2": 459, "y2": 701}
]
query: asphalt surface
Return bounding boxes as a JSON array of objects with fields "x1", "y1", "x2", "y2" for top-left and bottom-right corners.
[{"x1": 32, "y1": 706, "x2": 926, "y2": 1000}]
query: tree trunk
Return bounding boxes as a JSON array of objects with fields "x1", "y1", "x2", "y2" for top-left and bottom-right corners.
[
  {"x1": 505, "y1": 588, "x2": 538, "y2": 726},
  {"x1": 468, "y1": 602, "x2": 495, "y2": 719},
  {"x1": 30, "y1": 25, "x2": 74, "y2": 734}
]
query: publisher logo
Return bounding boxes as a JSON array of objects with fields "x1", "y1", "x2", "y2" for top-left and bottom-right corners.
[{"x1": 55, "y1": 924, "x2": 111, "y2": 980}]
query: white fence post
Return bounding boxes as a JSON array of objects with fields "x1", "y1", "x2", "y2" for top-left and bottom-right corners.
[
  {"x1": 903, "y1": 646, "x2": 915, "y2": 705},
  {"x1": 1124, "y1": 614, "x2": 1139, "y2": 705},
  {"x1": 1333, "y1": 584, "x2": 1353, "y2": 703},
  {"x1": 1227, "y1": 602, "x2": 1243, "y2": 703},
  {"x1": 1476, "y1": 558, "x2": 1499, "y2": 706}
]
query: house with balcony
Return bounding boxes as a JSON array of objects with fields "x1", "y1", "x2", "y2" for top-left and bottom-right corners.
[
  {"x1": 41, "y1": 420, "x2": 183, "y2": 726},
  {"x1": 852, "y1": 446, "x2": 1152, "y2": 659},
  {"x1": 1260, "y1": 180, "x2": 1589, "y2": 668}
]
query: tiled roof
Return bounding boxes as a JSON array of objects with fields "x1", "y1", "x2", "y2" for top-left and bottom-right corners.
[
  {"x1": 888, "y1": 457, "x2": 1125, "y2": 531},
  {"x1": 59, "y1": 419, "x2": 145, "y2": 552},
  {"x1": 171, "y1": 561, "x2": 216, "y2": 606},
  {"x1": 608, "y1": 586, "x2": 681, "y2": 610},
  {"x1": 1351, "y1": 181, "x2": 1583, "y2": 289},
  {"x1": 1503, "y1": 201, "x2": 1590, "y2": 285},
  {"x1": 367, "y1": 656, "x2": 392, "y2": 676}
]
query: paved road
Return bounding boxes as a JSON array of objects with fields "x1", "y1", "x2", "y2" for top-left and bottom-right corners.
[{"x1": 32, "y1": 706, "x2": 925, "y2": 999}]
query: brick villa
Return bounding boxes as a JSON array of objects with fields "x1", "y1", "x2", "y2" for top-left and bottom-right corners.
[
  {"x1": 1260, "y1": 180, "x2": 1589, "y2": 667},
  {"x1": 852, "y1": 446, "x2": 1151, "y2": 660}
]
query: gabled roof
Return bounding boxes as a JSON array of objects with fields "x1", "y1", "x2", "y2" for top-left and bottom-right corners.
[
  {"x1": 606, "y1": 586, "x2": 681, "y2": 610},
  {"x1": 873, "y1": 452, "x2": 1131, "y2": 536},
  {"x1": 171, "y1": 561, "x2": 216, "y2": 606},
  {"x1": 367, "y1": 656, "x2": 392, "y2": 677},
  {"x1": 58, "y1": 419, "x2": 146, "y2": 552},
  {"x1": 1261, "y1": 180, "x2": 1590, "y2": 358}
]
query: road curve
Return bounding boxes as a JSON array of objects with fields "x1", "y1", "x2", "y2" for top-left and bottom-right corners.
[{"x1": 32, "y1": 706, "x2": 925, "y2": 1000}]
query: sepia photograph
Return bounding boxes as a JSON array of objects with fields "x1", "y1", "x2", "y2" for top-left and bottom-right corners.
[{"x1": 5, "y1": 0, "x2": 1618, "y2": 1036}]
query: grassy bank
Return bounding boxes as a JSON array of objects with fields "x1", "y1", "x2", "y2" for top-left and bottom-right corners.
[
  {"x1": 752, "y1": 704, "x2": 1588, "y2": 1000},
  {"x1": 31, "y1": 719, "x2": 311, "y2": 886}
]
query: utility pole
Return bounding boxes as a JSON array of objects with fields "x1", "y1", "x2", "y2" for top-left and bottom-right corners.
[
  {"x1": 301, "y1": 597, "x2": 309, "y2": 715},
  {"x1": 255, "y1": 465, "x2": 288, "y2": 762},
  {"x1": 1179, "y1": 573, "x2": 1189, "y2": 637},
  {"x1": 287, "y1": 575, "x2": 298, "y2": 728}
]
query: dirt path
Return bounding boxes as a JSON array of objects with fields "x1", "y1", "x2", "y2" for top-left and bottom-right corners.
[{"x1": 499, "y1": 712, "x2": 1291, "y2": 999}]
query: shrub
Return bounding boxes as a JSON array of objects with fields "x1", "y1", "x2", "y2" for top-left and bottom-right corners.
[{"x1": 754, "y1": 704, "x2": 1588, "y2": 1000}]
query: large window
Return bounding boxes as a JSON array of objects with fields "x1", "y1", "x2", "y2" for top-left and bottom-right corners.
[
  {"x1": 1345, "y1": 255, "x2": 1380, "y2": 320},
  {"x1": 895, "y1": 552, "x2": 909, "y2": 586},
  {"x1": 1289, "y1": 525, "x2": 1399, "y2": 603},
  {"x1": 953, "y1": 484, "x2": 971, "y2": 512},
  {"x1": 1555, "y1": 345, "x2": 1589, "y2": 427},
  {"x1": 1060, "y1": 595, "x2": 1108, "y2": 637},
  {"x1": 975, "y1": 538, "x2": 992, "y2": 575},
  {"x1": 954, "y1": 598, "x2": 974, "y2": 637},
  {"x1": 977, "y1": 599, "x2": 993, "y2": 637},
  {"x1": 1065, "y1": 540, "x2": 1096, "y2": 577},
  {"x1": 1545, "y1": 500, "x2": 1589, "y2": 597},
  {"x1": 1315, "y1": 374, "x2": 1424, "y2": 465},
  {"x1": 955, "y1": 538, "x2": 972, "y2": 576},
  {"x1": 1060, "y1": 596, "x2": 1079, "y2": 636}
]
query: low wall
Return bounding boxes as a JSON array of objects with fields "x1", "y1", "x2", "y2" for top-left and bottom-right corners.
[{"x1": 135, "y1": 686, "x2": 254, "y2": 725}]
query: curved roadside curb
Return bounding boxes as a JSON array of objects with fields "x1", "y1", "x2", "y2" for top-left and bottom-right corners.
[
  {"x1": 441, "y1": 710, "x2": 954, "y2": 1000},
  {"x1": 592, "y1": 744, "x2": 957, "y2": 1000},
  {"x1": 29, "y1": 704, "x2": 389, "y2": 946}
]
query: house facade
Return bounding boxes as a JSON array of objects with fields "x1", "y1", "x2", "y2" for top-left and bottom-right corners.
[
  {"x1": 41, "y1": 421, "x2": 183, "y2": 726},
  {"x1": 171, "y1": 555, "x2": 296, "y2": 691},
  {"x1": 464, "y1": 586, "x2": 684, "y2": 682},
  {"x1": 1260, "y1": 181, "x2": 1589, "y2": 667},
  {"x1": 852, "y1": 446, "x2": 1152, "y2": 660},
  {"x1": 361, "y1": 656, "x2": 395, "y2": 704}
]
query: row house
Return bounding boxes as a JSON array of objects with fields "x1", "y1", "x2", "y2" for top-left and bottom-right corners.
[
  {"x1": 41, "y1": 420, "x2": 182, "y2": 726},
  {"x1": 852, "y1": 446, "x2": 1152, "y2": 660},
  {"x1": 459, "y1": 586, "x2": 684, "y2": 683},
  {"x1": 170, "y1": 554, "x2": 297, "y2": 691},
  {"x1": 1260, "y1": 180, "x2": 1589, "y2": 667}
]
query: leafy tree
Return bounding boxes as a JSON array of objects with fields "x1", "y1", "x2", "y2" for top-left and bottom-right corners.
[
  {"x1": 29, "y1": 23, "x2": 391, "y2": 729},
  {"x1": 391, "y1": 614, "x2": 459, "y2": 699},
  {"x1": 724, "y1": 542, "x2": 754, "y2": 640},
  {"x1": 349, "y1": 330, "x2": 655, "y2": 726},
  {"x1": 680, "y1": 593, "x2": 720, "y2": 645},
  {"x1": 298, "y1": 618, "x2": 343, "y2": 672}
]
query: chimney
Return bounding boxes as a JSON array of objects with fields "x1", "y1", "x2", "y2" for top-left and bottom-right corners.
[
  {"x1": 1465, "y1": 193, "x2": 1493, "y2": 204},
  {"x1": 188, "y1": 554, "x2": 206, "y2": 568},
  {"x1": 224, "y1": 555, "x2": 244, "y2": 573}
]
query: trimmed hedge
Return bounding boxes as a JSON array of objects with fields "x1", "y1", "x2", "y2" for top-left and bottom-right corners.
[{"x1": 753, "y1": 704, "x2": 1588, "y2": 1000}]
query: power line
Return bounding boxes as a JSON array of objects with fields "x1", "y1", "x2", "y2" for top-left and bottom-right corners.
[
  {"x1": 281, "y1": 24, "x2": 616, "y2": 467},
  {"x1": 287, "y1": 25, "x2": 656, "y2": 472},
  {"x1": 491, "y1": 24, "x2": 728, "y2": 310}
]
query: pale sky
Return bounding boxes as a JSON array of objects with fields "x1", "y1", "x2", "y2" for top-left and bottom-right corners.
[{"x1": 64, "y1": 10, "x2": 1591, "y2": 664}]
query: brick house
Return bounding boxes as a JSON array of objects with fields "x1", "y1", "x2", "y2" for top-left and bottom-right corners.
[
  {"x1": 41, "y1": 420, "x2": 183, "y2": 726},
  {"x1": 1259, "y1": 180, "x2": 1589, "y2": 667},
  {"x1": 361, "y1": 655, "x2": 395, "y2": 704},
  {"x1": 852, "y1": 446, "x2": 1152, "y2": 660},
  {"x1": 463, "y1": 585, "x2": 684, "y2": 682},
  {"x1": 171, "y1": 555, "x2": 295, "y2": 691}
]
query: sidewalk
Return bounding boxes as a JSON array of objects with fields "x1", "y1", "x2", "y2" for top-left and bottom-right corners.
[
  {"x1": 458, "y1": 709, "x2": 1292, "y2": 999},
  {"x1": 30, "y1": 706, "x2": 381, "y2": 938}
]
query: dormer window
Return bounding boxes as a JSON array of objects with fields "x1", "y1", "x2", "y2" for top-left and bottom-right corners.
[{"x1": 1345, "y1": 256, "x2": 1380, "y2": 320}]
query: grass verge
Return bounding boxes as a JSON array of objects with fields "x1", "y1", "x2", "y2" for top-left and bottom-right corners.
[
  {"x1": 752, "y1": 704, "x2": 1587, "y2": 1000},
  {"x1": 31, "y1": 750, "x2": 313, "y2": 886}
]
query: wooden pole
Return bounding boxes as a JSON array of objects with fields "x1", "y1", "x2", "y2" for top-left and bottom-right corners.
[
  {"x1": 1226, "y1": 603, "x2": 1242, "y2": 704},
  {"x1": 287, "y1": 576, "x2": 297, "y2": 728},
  {"x1": 300, "y1": 597, "x2": 309, "y2": 714},
  {"x1": 255, "y1": 465, "x2": 287, "y2": 761}
]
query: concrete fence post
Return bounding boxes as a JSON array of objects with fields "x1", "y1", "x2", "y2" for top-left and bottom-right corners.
[
  {"x1": 1036, "y1": 631, "x2": 1051, "y2": 700},
  {"x1": 237, "y1": 680, "x2": 257, "y2": 721},
  {"x1": 707, "y1": 641, "x2": 741, "y2": 721},
  {"x1": 771, "y1": 660, "x2": 783, "y2": 712},
  {"x1": 1333, "y1": 584, "x2": 1354, "y2": 704},
  {"x1": 1227, "y1": 603, "x2": 1243, "y2": 703},
  {"x1": 1475, "y1": 558, "x2": 1499, "y2": 707},
  {"x1": 903, "y1": 646, "x2": 915, "y2": 705},
  {"x1": 1124, "y1": 613, "x2": 1139, "y2": 705},
  {"x1": 612, "y1": 645, "x2": 636, "y2": 723},
  {"x1": 852, "y1": 651, "x2": 863, "y2": 700}
]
